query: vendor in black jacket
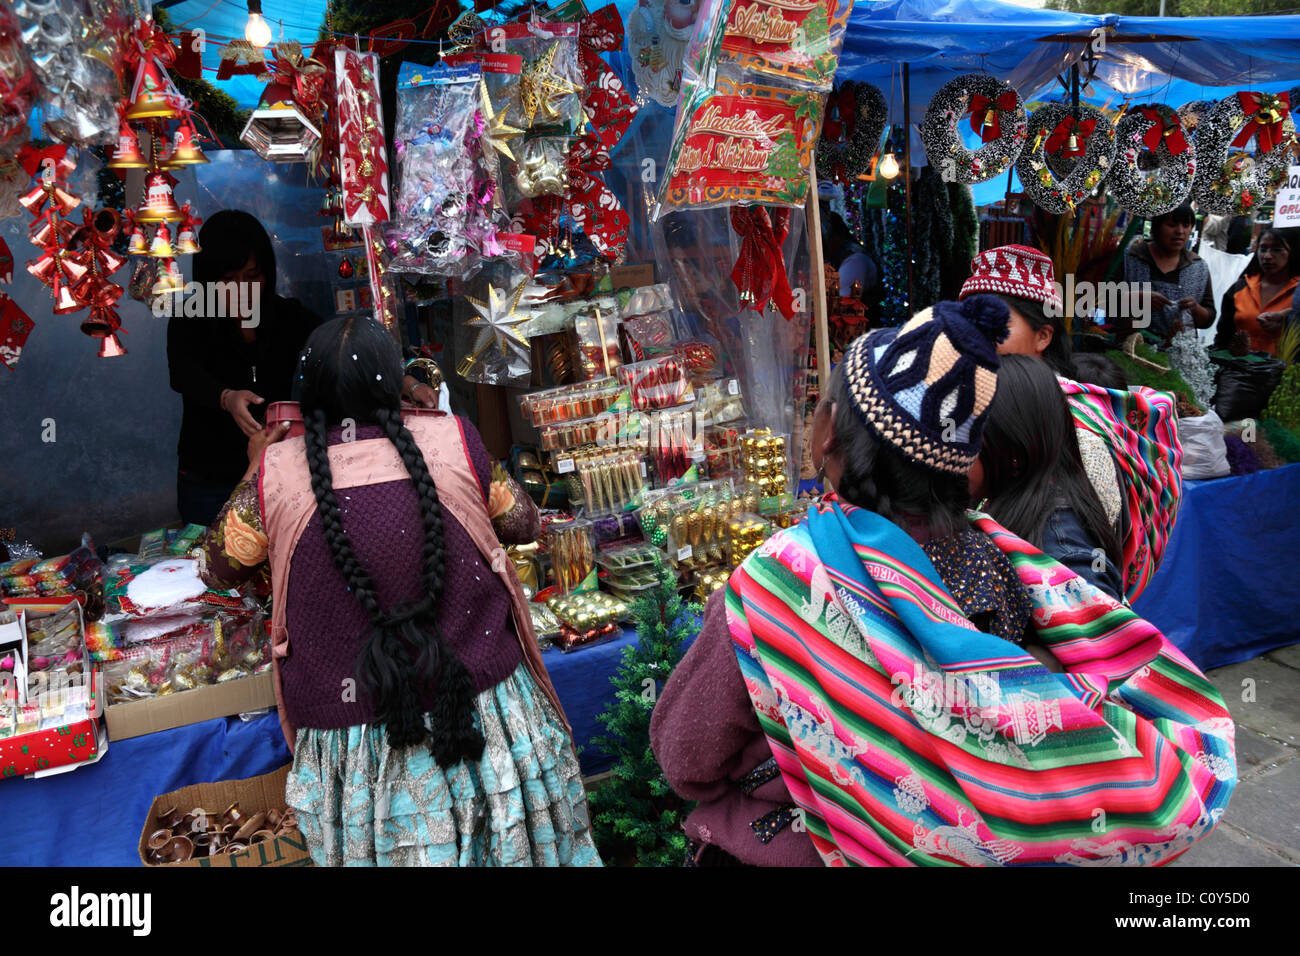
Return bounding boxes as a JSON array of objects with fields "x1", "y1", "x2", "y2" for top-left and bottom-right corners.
[{"x1": 167, "y1": 209, "x2": 321, "y2": 526}]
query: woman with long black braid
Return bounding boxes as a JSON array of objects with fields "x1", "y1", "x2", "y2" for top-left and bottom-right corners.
[{"x1": 199, "y1": 316, "x2": 599, "y2": 866}]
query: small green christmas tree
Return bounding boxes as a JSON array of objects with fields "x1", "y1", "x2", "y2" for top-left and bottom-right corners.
[
  {"x1": 588, "y1": 559, "x2": 700, "y2": 866},
  {"x1": 765, "y1": 132, "x2": 802, "y2": 181}
]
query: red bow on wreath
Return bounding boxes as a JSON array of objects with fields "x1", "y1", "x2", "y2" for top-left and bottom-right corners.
[
  {"x1": 1138, "y1": 107, "x2": 1189, "y2": 155},
  {"x1": 730, "y1": 206, "x2": 794, "y2": 321},
  {"x1": 967, "y1": 91, "x2": 1018, "y2": 143},
  {"x1": 821, "y1": 85, "x2": 857, "y2": 144},
  {"x1": 1045, "y1": 115, "x2": 1097, "y2": 158},
  {"x1": 124, "y1": 18, "x2": 176, "y2": 70},
  {"x1": 576, "y1": 5, "x2": 638, "y2": 150},
  {"x1": 1232, "y1": 91, "x2": 1291, "y2": 153}
]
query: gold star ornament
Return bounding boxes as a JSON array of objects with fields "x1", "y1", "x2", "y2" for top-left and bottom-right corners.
[
  {"x1": 480, "y1": 81, "x2": 523, "y2": 164},
  {"x1": 519, "y1": 44, "x2": 581, "y2": 127},
  {"x1": 465, "y1": 276, "x2": 531, "y2": 357}
]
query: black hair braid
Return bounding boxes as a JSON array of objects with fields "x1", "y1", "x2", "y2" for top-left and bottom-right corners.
[
  {"x1": 303, "y1": 408, "x2": 429, "y2": 750},
  {"x1": 374, "y1": 408, "x2": 485, "y2": 767}
]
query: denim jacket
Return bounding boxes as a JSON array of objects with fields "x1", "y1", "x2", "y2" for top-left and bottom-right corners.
[{"x1": 1041, "y1": 506, "x2": 1124, "y2": 602}]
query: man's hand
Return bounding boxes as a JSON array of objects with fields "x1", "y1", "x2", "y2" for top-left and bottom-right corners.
[
  {"x1": 221, "y1": 388, "x2": 266, "y2": 437},
  {"x1": 402, "y1": 374, "x2": 439, "y2": 409}
]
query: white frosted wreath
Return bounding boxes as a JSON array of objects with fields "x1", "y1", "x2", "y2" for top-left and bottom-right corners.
[
  {"x1": 815, "y1": 81, "x2": 888, "y2": 185},
  {"x1": 1110, "y1": 104, "x2": 1196, "y2": 218},
  {"x1": 1017, "y1": 103, "x2": 1115, "y2": 215},
  {"x1": 1191, "y1": 91, "x2": 1297, "y2": 216},
  {"x1": 920, "y1": 73, "x2": 1027, "y2": 184}
]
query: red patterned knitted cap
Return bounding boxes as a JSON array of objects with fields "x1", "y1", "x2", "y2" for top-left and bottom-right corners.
[{"x1": 959, "y1": 244, "x2": 1063, "y2": 313}]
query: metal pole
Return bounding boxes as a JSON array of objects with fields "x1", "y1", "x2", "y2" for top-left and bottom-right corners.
[{"x1": 903, "y1": 62, "x2": 913, "y2": 314}]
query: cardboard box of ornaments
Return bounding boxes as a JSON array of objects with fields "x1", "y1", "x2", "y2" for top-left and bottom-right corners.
[{"x1": 139, "y1": 764, "x2": 312, "y2": 867}]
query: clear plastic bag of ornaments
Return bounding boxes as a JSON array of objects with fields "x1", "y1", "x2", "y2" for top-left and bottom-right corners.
[
  {"x1": 386, "y1": 61, "x2": 502, "y2": 278},
  {"x1": 474, "y1": 21, "x2": 585, "y2": 135},
  {"x1": 454, "y1": 261, "x2": 534, "y2": 387}
]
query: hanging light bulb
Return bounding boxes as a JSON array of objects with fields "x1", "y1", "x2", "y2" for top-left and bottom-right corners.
[
  {"x1": 878, "y1": 134, "x2": 900, "y2": 180},
  {"x1": 245, "y1": 0, "x2": 272, "y2": 47}
]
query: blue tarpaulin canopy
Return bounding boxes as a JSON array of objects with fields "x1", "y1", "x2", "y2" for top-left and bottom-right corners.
[{"x1": 834, "y1": 0, "x2": 1300, "y2": 201}]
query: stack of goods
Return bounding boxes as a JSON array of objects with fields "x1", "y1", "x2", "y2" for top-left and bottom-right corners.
[
  {"x1": 144, "y1": 803, "x2": 301, "y2": 865},
  {"x1": 87, "y1": 531, "x2": 270, "y2": 703},
  {"x1": 545, "y1": 589, "x2": 630, "y2": 653},
  {"x1": 0, "y1": 546, "x2": 104, "y2": 619},
  {"x1": 0, "y1": 600, "x2": 101, "y2": 777},
  {"x1": 741, "y1": 428, "x2": 791, "y2": 498},
  {"x1": 594, "y1": 541, "x2": 661, "y2": 605}
]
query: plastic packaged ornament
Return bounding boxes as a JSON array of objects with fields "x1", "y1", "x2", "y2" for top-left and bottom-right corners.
[
  {"x1": 512, "y1": 138, "x2": 570, "y2": 198},
  {"x1": 455, "y1": 263, "x2": 533, "y2": 386},
  {"x1": 476, "y1": 23, "x2": 585, "y2": 134}
]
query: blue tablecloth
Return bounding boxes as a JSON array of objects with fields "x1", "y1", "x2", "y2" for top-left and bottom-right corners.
[
  {"x1": 1133, "y1": 463, "x2": 1300, "y2": 671},
  {"x1": 3, "y1": 465, "x2": 1296, "y2": 865}
]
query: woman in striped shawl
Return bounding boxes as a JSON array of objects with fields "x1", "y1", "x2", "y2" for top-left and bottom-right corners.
[{"x1": 651, "y1": 297, "x2": 1234, "y2": 866}]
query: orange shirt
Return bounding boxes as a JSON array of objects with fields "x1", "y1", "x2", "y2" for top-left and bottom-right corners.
[{"x1": 1232, "y1": 274, "x2": 1299, "y2": 355}]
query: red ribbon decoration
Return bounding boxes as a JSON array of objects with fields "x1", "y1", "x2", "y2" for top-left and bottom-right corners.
[
  {"x1": 576, "y1": 5, "x2": 638, "y2": 150},
  {"x1": 1044, "y1": 115, "x2": 1097, "y2": 158},
  {"x1": 335, "y1": 48, "x2": 389, "y2": 226},
  {"x1": 1232, "y1": 91, "x2": 1291, "y2": 153},
  {"x1": 124, "y1": 19, "x2": 176, "y2": 70},
  {"x1": 266, "y1": 43, "x2": 329, "y2": 116},
  {"x1": 967, "y1": 91, "x2": 1018, "y2": 143},
  {"x1": 512, "y1": 134, "x2": 630, "y2": 263},
  {"x1": 1138, "y1": 107, "x2": 1189, "y2": 155},
  {"x1": 730, "y1": 206, "x2": 795, "y2": 321}
]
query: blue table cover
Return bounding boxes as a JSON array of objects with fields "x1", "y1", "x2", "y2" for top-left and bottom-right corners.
[{"x1": 3, "y1": 465, "x2": 1295, "y2": 865}]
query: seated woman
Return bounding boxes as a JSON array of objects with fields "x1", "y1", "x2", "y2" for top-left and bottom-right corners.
[
  {"x1": 1213, "y1": 226, "x2": 1300, "y2": 356},
  {"x1": 652, "y1": 298, "x2": 1234, "y2": 867},
  {"x1": 198, "y1": 316, "x2": 599, "y2": 867},
  {"x1": 974, "y1": 355, "x2": 1123, "y2": 601}
]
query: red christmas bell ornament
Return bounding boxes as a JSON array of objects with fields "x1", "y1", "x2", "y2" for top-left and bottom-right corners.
[
  {"x1": 149, "y1": 222, "x2": 175, "y2": 257},
  {"x1": 162, "y1": 119, "x2": 209, "y2": 167},
  {"x1": 107, "y1": 120, "x2": 150, "y2": 169},
  {"x1": 19, "y1": 180, "x2": 81, "y2": 218},
  {"x1": 98, "y1": 332, "x2": 129, "y2": 358},
  {"x1": 125, "y1": 59, "x2": 181, "y2": 121},
  {"x1": 127, "y1": 222, "x2": 148, "y2": 254},
  {"x1": 53, "y1": 275, "x2": 83, "y2": 313},
  {"x1": 175, "y1": 225, "x2": 199, "y2": 255},
  {"x1": 151, "y1": 257, "x2": 184, "y2": 296},
  {"x1": 135, "y1": 172, "x2": 182, "y2": 222}
]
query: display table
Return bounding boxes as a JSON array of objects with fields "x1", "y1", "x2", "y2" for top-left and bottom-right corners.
[{"x1": 2, "y1": 466, "x2": 1295, "y2": 866}]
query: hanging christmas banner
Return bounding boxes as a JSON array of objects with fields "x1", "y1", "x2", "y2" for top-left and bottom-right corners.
[
  {"x1": 656, "y1": 77, "x2": 822, "y2": 214},
  {"x1": 335, "y1": 48, "x2": 390, "y2": 227}
]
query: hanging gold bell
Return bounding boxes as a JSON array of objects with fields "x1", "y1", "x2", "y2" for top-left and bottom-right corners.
[
  {"x1": 106, "y1": 120, "x2": 149, "y2": 169},
  {"x1": 163, "y1": 120, "x2": 209, "y2": 167},
  {"x1": 124, "y1": 60, "x2": 181, "y2": 121},
  {"x1": 981, "y1": 108, "x2": 997, "y2": 133},
  {"x1": 175, "y1": 225, "x2": 200, "y2": 255},
  {"x1": 135, "y1": 172, "x2": 183, "y2": 222},
  {"x1": 149, "y1": 222, "x2": 175, "y2": 258},
  {"x1": 127, "y1": 223, "x2": 148, "y2": 255}
]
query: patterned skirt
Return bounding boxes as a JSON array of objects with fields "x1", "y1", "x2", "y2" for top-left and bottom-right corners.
[{"x1": 285, "y1": 663, "x2": 602, "y2": 867}]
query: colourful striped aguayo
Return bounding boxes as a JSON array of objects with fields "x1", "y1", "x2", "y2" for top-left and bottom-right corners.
[
  {"x1": 1060, "y1": 379, "x2": 1182, "y2": 602},
  {"x1": 726, "y1": 497, "x2": 1234, "y2": 867}
]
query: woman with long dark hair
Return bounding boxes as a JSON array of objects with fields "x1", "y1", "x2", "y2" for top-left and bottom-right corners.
[
  {"x1": 1213, "y1": 226, "x2": 1300, "y2": 356},
  {"x1": 167, "y1": 209, "x2": 322, "y2": 526},
  {"x1": 198, "y1": 316, "x2": 599, "y2": 867},
  {"x1": 974, "y1": 355, "x2": 1123, "y2": 601},
  {"x1": 650, "y1": 297, "x2": 1233, "y2": 867}
]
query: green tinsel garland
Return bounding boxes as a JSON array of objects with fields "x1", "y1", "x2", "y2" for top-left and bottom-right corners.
[{"x1": 944, "y1": 181, "x2": 978, "y2": 300}]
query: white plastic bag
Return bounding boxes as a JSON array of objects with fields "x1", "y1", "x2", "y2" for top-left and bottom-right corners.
[{"x1": 1178, "y1": 408, "x2": 1230, "y2": 480}]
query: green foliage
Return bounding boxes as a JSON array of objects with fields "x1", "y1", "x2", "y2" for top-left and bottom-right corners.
[
  {"x1": 1261, "y1": 417, "x2": 1300, "y2": 462},
  {"x1": 588, "y1": 560, "x2": 699, "y2": 866},
  {"x1": 945, "y1": 180, "x2": 978, "y2": 301},
  {"x1": 1263, "y1": 364, "x2": 1300, "y2": 430},
  {"x1": 1105, "y1": 341, "x2": 1204, "y2": 411}
]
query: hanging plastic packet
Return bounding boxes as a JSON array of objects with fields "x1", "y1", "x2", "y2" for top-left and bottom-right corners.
[
  {"x1": 386, "y1": 61, "x2": 496, "y2": 278},
  {"x1": 475, "y1": 21, "x2": 585, "y2": 136},
  {"x1": 684, "y1": 0, "x2": 853, "y2": 91},
  {"x1": 455, "y1": 261, "x2": 534, "y2": 387}
]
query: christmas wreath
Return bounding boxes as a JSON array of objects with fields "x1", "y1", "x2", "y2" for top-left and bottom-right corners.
[
  {"x1": 1191, "y1": 91, "x2": 1296, "y2": 216},
  {"x1": 1178, "y1": 99, "x2": 1215, "y2": 135},
  {"x1": 920, "y1": 73, "x2": 1027, "y2": 184},
  {"x1": 1110, "y1": 104, "x2": 1196, "y2": 218},
  {"x1": 1016, "y1": 103, "x2": 1115, "y2": 215},
  {"x1": 815, "y1": 81, "x2": 888, "y2": 185}
]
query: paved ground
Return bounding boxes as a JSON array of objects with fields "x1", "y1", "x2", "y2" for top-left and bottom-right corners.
[{"x1": 1170, "y1": 644, "x2": 1300, "y2": 867}]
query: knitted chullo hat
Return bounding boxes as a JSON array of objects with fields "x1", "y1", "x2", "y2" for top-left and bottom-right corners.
[
  {"x1": 841, "y1": 295, "x2": 1011, "y2": 475},
  {"x1": 959, "y1": 243, "x2": 1063, "y2": 313}
]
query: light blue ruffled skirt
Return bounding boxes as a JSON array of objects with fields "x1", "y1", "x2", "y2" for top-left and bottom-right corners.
[{"x1": 286, "y1": 663, "x2": 602, "y2": 866}]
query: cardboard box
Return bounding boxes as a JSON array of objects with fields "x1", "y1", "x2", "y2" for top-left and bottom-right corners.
[
  {"x1": 139, "y1": 764, "x2": 312, "y2": 868},
  {"x1": 105, "y1": 670, "x2": 276, "y2": 741}
]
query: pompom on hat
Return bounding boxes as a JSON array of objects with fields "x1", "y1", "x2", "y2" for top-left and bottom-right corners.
[
  {"x1": 840, "y1": 295, "x2": 1010, "y2": 475},
  {"x1": 959, "y1": 243, "x2": 1063, "y2": 313}
]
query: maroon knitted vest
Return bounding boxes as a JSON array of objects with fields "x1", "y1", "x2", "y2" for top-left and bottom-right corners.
[{"x1": 277, "y1": 423, "x2": 523, "y2": 731}]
